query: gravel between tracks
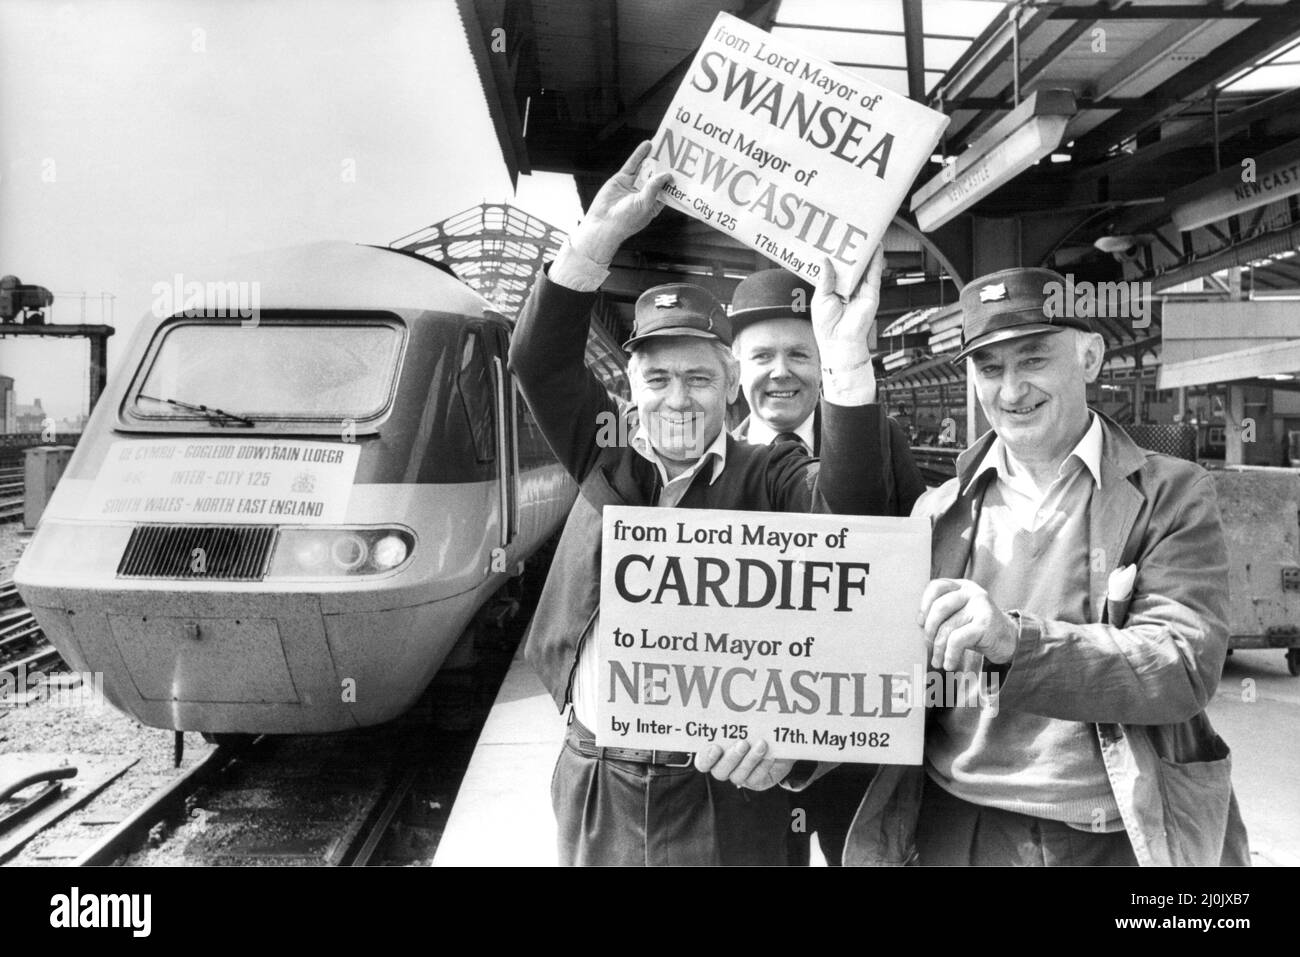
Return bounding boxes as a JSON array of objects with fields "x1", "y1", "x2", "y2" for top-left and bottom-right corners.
[{"x1": 2, "y1": 521, "x2": 218, "y2": 866}]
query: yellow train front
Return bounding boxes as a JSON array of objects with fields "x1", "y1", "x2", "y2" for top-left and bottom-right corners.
[{"x1": 14, "y1": 241, "x2": 576, "y2": 733}]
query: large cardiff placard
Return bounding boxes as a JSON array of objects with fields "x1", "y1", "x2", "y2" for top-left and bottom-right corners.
[
  {"x1": 636, "y1": 11, "x2": 948, "y2": 297},
  {"x1": 596, "y1": 506, "x2": 930, "y2": 764}
]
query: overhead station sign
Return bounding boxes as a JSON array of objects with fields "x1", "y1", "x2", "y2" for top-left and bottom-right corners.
[
  {"x1": 910, "y1": 89, "x2": 1076, "y2": 233},
  {"x1": 1172, "y1": 146, "x2": 1300, "y2": 232},
  {"x1": 596, "y1": 506, "x2": 931, "y2": 764},
  {"x1": 636, "y1": 11, "x2": 948, "y2": 298}
]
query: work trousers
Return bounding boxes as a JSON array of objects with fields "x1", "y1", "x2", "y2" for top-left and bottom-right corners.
[
  {"x1": 789, "y1": 763, "x2": 879, "y2": 866},
  {"x1": 915, "y1": 774, "x2": 1139, "y2": 866},
  {"x1": 551, "y1": 720, "x2": 793, "y2": 866}
]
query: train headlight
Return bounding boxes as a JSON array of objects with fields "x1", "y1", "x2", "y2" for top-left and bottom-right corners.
[
  {"x1": 294, "y1": 538, "x2": 329, "y2": 569},
  {"x1": 267, "y1": 527, "x2": 414, "y2": 578},
  {"x1": 371, "y1": 535, "x2": 408, "y2": 570},
  {"x1": 330, "y1": 533, "x2": 368, "y2": 571}
]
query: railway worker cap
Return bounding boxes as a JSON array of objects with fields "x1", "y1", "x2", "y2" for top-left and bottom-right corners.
[
  {"x1": 727, "y1": 268, "x2": 814, "y2": 337},
  {"x1": 623, "y1": 283, "x2": 732, "y2": 351},
  {"x1": 953, "y1": 266, "x2": 1094, "y2": 363}
]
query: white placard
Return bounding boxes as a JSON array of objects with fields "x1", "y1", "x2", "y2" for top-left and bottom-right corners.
[
  {"x1": 84, "y1": 439, "x2": 360, "y2": 524},
  {"x1": 635, "y1": 11, "x2": 949, "y2": 297},
  {"x1": 596, "y1": 506, "x2": 931, "y2": 764}
]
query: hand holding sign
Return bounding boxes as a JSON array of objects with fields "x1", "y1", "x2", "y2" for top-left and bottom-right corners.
[
  {"x1": 695, "y1": 739, "x2": 793, "y2": 791},
  {"x1": 570, "y1": 141, "x2": 674, "y2": 264},
  {"x1": 812, "y1": 249, "x2": 882, "y2": 401},
  {"x1": 813, "y1": 248, "x2": 883, "y2": 352}
]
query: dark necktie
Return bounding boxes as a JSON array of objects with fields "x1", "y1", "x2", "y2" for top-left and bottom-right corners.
[{"x1": 774, "y1": 431, "x2": 806, "y2": 454}]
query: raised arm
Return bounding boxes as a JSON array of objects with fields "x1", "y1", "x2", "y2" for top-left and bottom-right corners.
[
  {"x1": 508, "y1": 142, "x2": 673, "y2": 482},
  {"x1": 509, "y1": 275, "x2": 614, "y2": 482},
  {"x1": 763, "y1": 250, "x2": 897, "y2": 516}
]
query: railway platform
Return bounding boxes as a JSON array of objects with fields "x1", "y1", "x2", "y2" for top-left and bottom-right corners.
[
  {"x1": 433, "y1": 646, "x2": 563, "y2": 867},
  {"x1": 438, "y1": 644, "x2": 1300, "y2": 868}
]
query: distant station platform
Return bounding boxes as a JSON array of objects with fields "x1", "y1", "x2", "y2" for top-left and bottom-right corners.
[{"x1": 434, "y1": 646, "x2": 563, "y2": 867}]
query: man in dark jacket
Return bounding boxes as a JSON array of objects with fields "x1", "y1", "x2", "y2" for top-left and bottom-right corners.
[
  {"x1": 729, "y1": 268, "x2": 922, "y2": 503},
  {"x1": 509, "y1": 141, "x2": 904, "y2": 865},
  {"x1": 727, "y1": 267, "x2": 926, "y2": 865}
]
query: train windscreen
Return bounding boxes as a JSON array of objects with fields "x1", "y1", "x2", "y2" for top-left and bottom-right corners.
[{"x1": 131, "y1": 321, "x2": 403, "y2": 421}]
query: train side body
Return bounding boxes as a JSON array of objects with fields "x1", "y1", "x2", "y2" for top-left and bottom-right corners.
[{"x1": 15, "y1": 242, "x2": 576, "y2": 732}]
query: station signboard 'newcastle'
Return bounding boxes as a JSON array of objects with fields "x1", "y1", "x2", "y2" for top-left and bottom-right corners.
[
  {"x1": 596, "y1": 507, "x2": 932, "y2": 764},
  {"x1": 910, "y1": 89, "x2": 1076, "y2": 234},
  {"x1": 1171, "y1": 143, "x2": 1300, "y2": 233},
  {"x1": 635, "y1": 11, "x2": 948, "y2": 299}
]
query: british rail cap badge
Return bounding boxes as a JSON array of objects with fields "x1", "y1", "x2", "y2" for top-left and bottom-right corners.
[
  {"x1": 624, "y1": 282, "x2": 732, "y2": 350},
  {"x1": 953, "y1": 266, "x2": 1093, "y2": 363}
]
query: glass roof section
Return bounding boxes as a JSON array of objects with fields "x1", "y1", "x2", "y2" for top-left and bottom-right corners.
[{"x1": 769, "y1": 0, "x2": 1008, "y2": 97}]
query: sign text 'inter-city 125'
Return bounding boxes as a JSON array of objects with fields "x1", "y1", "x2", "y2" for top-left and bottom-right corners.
[
  {"x1": 79, "y1": 439, "x2": 360, "y2": 524},
  {"x1": 636, "y1": 11, "x2": 948, "y2": 298},
  {"x1": 597, "y1": 506, "x2": 930, "y2": 764}
]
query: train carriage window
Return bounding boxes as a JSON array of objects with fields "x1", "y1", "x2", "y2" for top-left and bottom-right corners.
[
  {"x1": 131, "y1": 320, "x2": 403, "y2": 421},
  {"x1": 457, "y1": 331, "x2": 496, "y2": 464}
]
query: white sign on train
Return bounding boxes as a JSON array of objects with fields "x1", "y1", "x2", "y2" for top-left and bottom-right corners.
[
  {"x1": 82, "y1": 439, "x2": 360, "y2": 524},
  {"x1": 635, "y1": 11, "x2": 948, "y2": 297},
  {"x1": 596, "y1": 506, "x2": 930, "y2": 764}
]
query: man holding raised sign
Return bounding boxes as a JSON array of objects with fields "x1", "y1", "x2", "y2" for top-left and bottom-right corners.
[
  {"x1": 509, "y1": 141, "x2": 905, "y2": 866},
  {"x1": 726, "y1": 266, "x2": 926, "y2": 866}
]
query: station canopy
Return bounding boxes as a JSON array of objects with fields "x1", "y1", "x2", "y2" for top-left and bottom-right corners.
[
  {"x1": 391, "y1": 203, "x2": 564, "y2": 319},
  {"x1": 459, "y1": 0, "x2": 1300, "y2": 359},
  {"x1": 391, "y1": 202, "x2": 631, "y2": 395}
]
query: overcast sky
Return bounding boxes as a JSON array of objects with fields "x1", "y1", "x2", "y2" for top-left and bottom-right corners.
[{"x1": 0, "y1": 0, "x2": 581, "y2": 421}]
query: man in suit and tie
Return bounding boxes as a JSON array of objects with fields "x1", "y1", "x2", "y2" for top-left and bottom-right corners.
[
  {"x1": 729, "y1": 268, "x2": 825, "y2": 456},
  {"x1": 726, "y1": 267, "x2": 927, "y2": 865}
]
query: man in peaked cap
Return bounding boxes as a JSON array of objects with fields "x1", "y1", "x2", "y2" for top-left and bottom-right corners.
[
  {"x1": 788, "y1": 265, "x2": 1248, "y2": 866},
  {"x1": 728, "y1": 266, "x2": 926, "y2": 866},
  {"x1": 509, "y1": 140, "x2": 908, "y2": 866}
]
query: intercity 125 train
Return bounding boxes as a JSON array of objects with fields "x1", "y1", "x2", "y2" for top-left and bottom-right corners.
[{"x1": 15, "y1": 241, "x2": 594, "y2": 733}]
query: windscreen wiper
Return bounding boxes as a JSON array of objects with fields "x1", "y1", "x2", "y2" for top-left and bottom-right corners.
[{"x1": 137, "y1": 394, "x2": 255, "y2": 427}]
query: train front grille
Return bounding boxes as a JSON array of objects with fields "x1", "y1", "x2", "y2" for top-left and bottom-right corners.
[{"x1": 117, "y1": 525, "x2": 275, "y2": 580}]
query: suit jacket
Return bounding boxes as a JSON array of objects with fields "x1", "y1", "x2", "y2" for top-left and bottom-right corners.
[
  {"x1": 732, "y1": 408, "x2": 926, "y2": 518},
  {"x1": 841, "y1": 412, "x2": 1250, "y2": 866},
  {"x1": 509, "y1": 269, "x2": 903, "y2": 709}
]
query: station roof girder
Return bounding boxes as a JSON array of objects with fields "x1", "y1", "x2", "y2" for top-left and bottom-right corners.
[{"x1": 462, "y1": 0, "x2": 1300, "y2": 304}]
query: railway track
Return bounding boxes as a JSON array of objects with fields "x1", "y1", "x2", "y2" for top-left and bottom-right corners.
[
  {"x1": 0, "y1": 468, "x2": 22, "y2": 522},
  {"x1": 74, "y1": 740, "x2": 253, "y2": 866},
  {"x1": 65, "y1": 610, "x2": 527, "y2": 867},
  {"x1": 70, "y1": 681, "x2": 495, "y2": 866},
  {"x1": 0, "y1": 579, "x2": 59, "y2": 685}
]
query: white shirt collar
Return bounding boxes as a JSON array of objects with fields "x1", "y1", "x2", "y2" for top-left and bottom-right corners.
[
  {"x1": 964, "y1": 411, "x2": 1104, "y2": 495},
  {"x1": 744, "y1": 410, "x2": 816, "y2": 452},
  {"x1": 630, "y1": 419, "x2": 728, "y2": 488}
]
